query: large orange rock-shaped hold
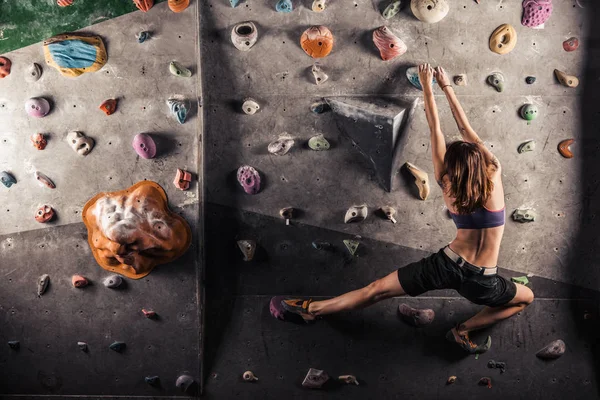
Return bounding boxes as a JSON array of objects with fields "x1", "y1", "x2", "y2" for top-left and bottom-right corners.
[
  {"x1": 300, "y1": 26, "x2": 334, "y2": 58},
  {"x1": 168, "y1": 0, "x2": 189, "y2": 12},
  {"x1": 82, "y1": 181, "x2": 192, "y2": 279},
  {"x1": 489, "y1": 24, "x2": 517, "y2": 55},
  {"x1": 373, "y1": 26, "x2": 407, "y2": 61},
  {"x1": 133, "y1": 0, "x2": 154, "y2": 12}
]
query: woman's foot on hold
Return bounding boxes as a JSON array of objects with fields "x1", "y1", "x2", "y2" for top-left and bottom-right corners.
[
  {"x1": 281, "y1": 298, "x2": 315, "y2": 322},
  {"x1": 446, "y1": 327, "x2": 491, "y2": 354}
]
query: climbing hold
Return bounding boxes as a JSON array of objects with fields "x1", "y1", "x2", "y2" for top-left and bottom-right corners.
[
  {"x1": 373, "y1": 26, "x2": 407, "y2": 61},
  {"x1": 275, "y1": 0, "x2": 293, "y2": 13},
  {"x1": 243, "y1": 371, "x2": 258, "y2": 382},
  {"x1": 77, "y1": 341, "x2": 88, "y2": 352},
  {"x1": 453, "y1": 74, "x2": 467, "y2": 86},
  {"x1": 397, "y1": 303, "x2": 435, "y2": 326},
  {"x1": 302, "y1": 368, "x2": 329, "y2": 389},
  {"x1": 338, "y1": 375, "x2": 359, "y2": 385},
  {"x1": 25, "y1": 97, "x2": 51, "y2": 118},
  {"x1": 109, "y1": 341, "x2": 126, "y2": 353},
  {"x1": 43, "y1": 34, "x2": 107, "y2": 78},
  {"x1": 230, "y1": 0, "x2": 241, "y2": 7},
  {"x1": 486, "y1": 73, "x2": 504, "y2": 93},
  {"x1": 35, "y1": 171, "x2": 56, "y2": 189},
  {"x1": 57, "y1": 0, "x2": 73, "y2": 6},
  {"x1": 312, "y1": 240, "x2": 332, "y2": 250},
  {"x1": 167, "y1": 98, "x2": 188, "y2": 124},
  {"x1": 132, "y1": 133, "x2": 157, "y2": 159},
  {"x1": 168, "y1": 0, "x2": 190, "y2": 13},
  {"x1": 67, "y1": 131, "x2": 94, "y2": 156},
  {"x1": 312, "y1": 0, "x2": 326, "y2": 12},
  {"x1": 38, "y1": 274, "x2": 50, "y2": 296},
  {"x1": 308, "y1": 134, "x2": 330, "y2": 151},
  {"x1": 554, "y1": 69, "x2": 579, "y2": 88},
  {"x1": 447, "y1": 376, "x2": 457, "y2": 385},
  {"x1": 145, "y1": 376, "x2": 160, "y2": 386},
  {"x1": 268, "y1": 133, "x2": 295, "y2": 156},
  {"x1": 31, "y1": 133, "x2": 47, "y2": 150},
  {"x1": 310, "y1": 102, "x2": 330, "y2": 114},
  {"x1": 521, "y1": 0, "x2": 553, "y2": 28},
  {"x1": 520, "y1": 104, "x2": 538, "y2": 124},
  {"x1": 405, "y1": 162, "x2": 430, "y2": 200},
  {"x1": 343, "y1": 238, "x2": 360, "y2": 256},
  {"x1": 242, "y1": 98, "x2": 260, "y2": 115},
  {"x1": 237, "y1": 240, "x2": 256, "y2": 261},
  {"x1": 142, "y1": 309, "x2": 157, "y2": 318},
  {"x1": 103, "y1": 275, "x2": 123, "y2": 288},
  {"x1": 488, "y1": 361, "x2": 507, "y2": 374},
  {"x1": 237, "y1": 165, "x2": 261, "y2": 195},
  {"x1": 511, "y1": 276, "x2": 530, "y2": 285},
  {"x1": 411, "y1": 0, "x2": 449, "y2": 23},
  {"x1": 311, "y1": 64, "x2": 329, "y2": 85},
  {"x1": 489, "y1": 24, "x2": 517, "y2": 55},
  {"x1": 99, "y1": 99, "x2": 117, "y2": 115},
  {"x1": 383, "y1": 1, "x2": 402, "y2": 19},
  {"x1": 557, "y1": 139, "x2": 575, "y2": 158},
  {"x1": 71, "y1": 274, "x2": 89, "y2": 288},
  {"x1": 512, "y1": 208, "x2": 536, "y2": 222},
  {"x1": 0, "y1": 56, "x2": 11, "y2": 78},
  {"x1": 169, "y1": 61, "x2": 192, "y2": 78},
  {"x1": 406, "y1": 66, "x2": 436, "y2": 90},
  {"x1": 231, "y1": 22, "x2": 258, "y2": 51},
  {"x1": 173, "y1": 169, "x2": 192, "y2": 190},
  {"x1": 300, "y1": 26, "x2": 334, "y2": 58},
  {"x1": 133, "y1": 0, "x2": 154, "y2": 12},
  {"x1": 280, "y1": 207, "x2": 294, "y2": 225},
  {"x1": 536, "y1": 339, "x2": 566, "y2": 359},
  {"x1": 25, "y1": 63, "x2": 42, "y2": 82},
  {"x1": 175, "y1": 374, "x2": 194, "y2": 392},
  {"x1": 136, "y1": 31, "x2": 150, "y2": 43},
  {"x1": 1, "y1": 171, "x2": 16, "y2": 188},
  {"x1": 525, "y1": 76, "x2": 536, "y2": 84},
  {"x1": 478, "y1": 377, "x2": 492, "y2": 388},
  {"x1": 8, "y1": 341, "x2": 20, "y2": 350},
  {"x1": 518, "y1": 140, "x2": 535, "y2": 153},
  {"x1": 563, "y1": 37, "x2": 579, "y2": 52},
  {"x1": 344, "y1": 204, "x2": 368, "y2": 223},
  {"x1": 380, "y1": 206, "x2": 397, "y2": 223},
  {"x1": 35, "y1": 205, "x2": 55, "y2": 223}
]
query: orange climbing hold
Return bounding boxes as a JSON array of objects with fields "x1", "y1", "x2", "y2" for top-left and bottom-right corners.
[
  {"x1": 0, "y1": 56, "x2": 11, "y2": 78},
  {"x1": 99, "y1": 99, "x2": 117, "y2": 115},
  {"x1": 300, "y1": 26, "x2": 334, "y2": 58},
  {"x1": 133, "y1": 0, "x2": 154, "y2": 12},
  {"x1": 57, "y1": 0, "x2": 74, "y2": 6},
  {"x1": 557, "y1": 139, "x2": 575, "y2": 158},
  {"x1": 168, "y1": 0, "x2": 190, "y2": 12}
]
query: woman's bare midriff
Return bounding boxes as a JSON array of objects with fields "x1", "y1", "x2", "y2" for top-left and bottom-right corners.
[{"x1": 449, "y1": 225, "x2": 504, "y2": 268}]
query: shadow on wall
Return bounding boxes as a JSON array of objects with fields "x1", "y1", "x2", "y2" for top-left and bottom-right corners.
[{"x1": 573, "y1": 1, "x2": 600, "y2": 394}]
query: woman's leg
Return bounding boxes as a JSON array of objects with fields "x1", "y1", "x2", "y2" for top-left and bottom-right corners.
[{"x1": 457, "y1": 283, "x2": 534, "y2": 334}]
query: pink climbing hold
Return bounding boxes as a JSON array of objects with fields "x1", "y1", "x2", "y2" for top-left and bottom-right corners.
[
  {"x1": 269, "y1": 296, "x2": 287, "y2": 320},
  {"x1": 521, "y1": 0, "x2": 553, "y2": 28},
  {"x1": 132, "y1": 133, "x2": 157, "y2": 159},
  {"x1": 237, "y1": 165, "x2": 261, "y2": 195}
]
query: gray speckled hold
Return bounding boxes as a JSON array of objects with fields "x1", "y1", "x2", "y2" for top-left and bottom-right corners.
[
  {"x1": 109, "y1": 341, "x2": 126, "y2": 353},
  {"x1": 37, "y1": 274, "x2": 49, "y2": 296},
  {"x1": 103, "y1": 275, "x2": 123, "y2": 288},
  {"x1": 175, "y1": 374, "x2": 194, "y2": 392}
]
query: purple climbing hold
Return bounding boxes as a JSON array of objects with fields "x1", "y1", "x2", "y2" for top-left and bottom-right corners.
[
  {"x1": 237, "y1": 165, "x2": 261, "y2": 195},
  {"x1": 132, "y1": 133, "x2": 157, "y2": 159},
  {"x1": 269, "y1": 296, "x2": 288, "y2": 320},
  {"x1": 25, "y1": 97, "x2": 51, "y2": 118},
  {"x1": 521, "y1": 0, "x2": 553, "y2": 28}
]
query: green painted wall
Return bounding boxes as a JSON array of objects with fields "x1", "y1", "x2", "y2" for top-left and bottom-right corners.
[{"x1": 0, "y1": 0, "x2": 166, "y2": 54}]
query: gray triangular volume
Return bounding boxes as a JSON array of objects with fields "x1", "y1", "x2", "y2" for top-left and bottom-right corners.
[{"x1": 325, "y1": 97, "x2": 408, "y2": 192}]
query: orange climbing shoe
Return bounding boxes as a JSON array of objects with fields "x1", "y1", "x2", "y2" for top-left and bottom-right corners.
[
  {"x1": 446, "y1": 327, "x2": 491, "y2": 354},
  {"x1": 280, "y1": 298, "x2": 315, "y2": 322}
]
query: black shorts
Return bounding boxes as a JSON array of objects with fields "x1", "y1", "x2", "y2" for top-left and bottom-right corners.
[{"x1": 397, "y1": 248, "x2": 517, "y2": 307}]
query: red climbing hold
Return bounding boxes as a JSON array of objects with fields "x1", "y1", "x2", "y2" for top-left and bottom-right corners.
[
  {"x1": 31, "y1": 133, "x2": 48, "y2": 150},
  {"x1": 563, "y1": 37, "x2": 579, "y2": 52},
  {"x1": 35, "y1": 205, "x2": 55, "y2": 223},
  {"x1": 0, "y1": 56, "x2": 11, "y2": 78},
  {"x1": 99, "y1": 99, "x2": 117, "y2": 115},
  {"x1": 71, "y1": 274, "x2": 89, "y2": 288},
  {"x1": 133, "y1": 0, "x2": 154, "y2": 12}
]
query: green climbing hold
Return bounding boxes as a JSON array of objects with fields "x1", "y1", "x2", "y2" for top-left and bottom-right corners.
[
  {"x1": 382, "y1": 0, "x2": 402, "y2": 19},
  {"x1": 520, "y1": 104, "x2": 538, "y2": 124},
  {"x1": 486, "y1": 72, "x2": 504, "y2": 92},
  {"x1": 525, "y1": 76, "x2": 536, "y2": 84},
  {"x1": 511, "y1": 276, "x2": 530, "y2": 285},
  {"x1": 518, "y1": 140, "x2": 535, "y2": 154},
  {"x1": 343, "y1": 239, "x2": 360, "y2": 256},
  {"x1": 308, "y1": 134, "x2": 330, "y2": 151},
  {"x1": 169, "y1": 61, "x2": 192, "y2": 78},
  {"x1": 512, "y1": 208, "x2": 536, "y2": 222}
]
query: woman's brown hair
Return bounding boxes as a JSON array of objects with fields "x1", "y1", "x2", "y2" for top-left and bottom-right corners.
[{"x1": 443, "y1": 141, "x2": 494, "y2": 214}]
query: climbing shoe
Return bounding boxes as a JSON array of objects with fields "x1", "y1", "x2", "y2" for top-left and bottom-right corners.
[
  {"x1": 446, "y1": 327, "x2": 491, "y2": 354},
  {"x1": 280, "y1": 298, "x2": 315, "y2": 322}
]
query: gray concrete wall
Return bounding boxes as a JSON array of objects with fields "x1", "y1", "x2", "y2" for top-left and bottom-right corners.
[
  {"x1": 0, "y1": 2, "x2": 203, "y2": 397},
  {"x1": 202, "y1": 0, "x2": 589, "y2": 289}
]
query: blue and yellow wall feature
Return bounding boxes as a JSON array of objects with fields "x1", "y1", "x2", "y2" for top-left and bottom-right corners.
[{"x1": 43, "y1": 34, "x2": 107, "y2": 78}]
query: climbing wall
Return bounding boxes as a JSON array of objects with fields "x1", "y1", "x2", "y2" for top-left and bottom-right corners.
[
  {"x1": 202, "y1": 0, "x2": 600, "y2": 398},
  {"x1": 0, "y1": 2, "x2": 203, "y2": 397}
]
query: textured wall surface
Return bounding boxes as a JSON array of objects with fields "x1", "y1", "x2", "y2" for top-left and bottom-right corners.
[{"x1": 0, "y1": 2, "x2": 203, "y2": 397}]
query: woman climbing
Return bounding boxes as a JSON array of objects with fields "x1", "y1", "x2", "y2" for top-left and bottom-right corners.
[{"x1": 271, "y1": 64, "x2": 534, "y2": 353}]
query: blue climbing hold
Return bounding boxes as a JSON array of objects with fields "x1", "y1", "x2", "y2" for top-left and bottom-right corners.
[
  {"x1": 275, "y1": 0, "x2": 293, "y2": 12},
  {"x1": 145, "y1": 376, "x2": 160, "y2": 386},
  {"x1": 136, "y1": 31, "x2": 150, "y2": 44},
  {"x1": 230, "y1": 0, "x2": 240, "y2": 7},
  {"x1": 47, "y1": 40, "x2": 97, "y2": 69},
  {"x1": 167, "y1": 98, "x2": 188, "y2": 124},
  {"x1": 406, "y1": 66, "x2": 436, "y2": 91},
  {"x1": 109, "y1": 341, "x2": 126, "y2": 353},
  {"x1": 0, "y1": 171, "x2": 16, "y2": 188}
]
